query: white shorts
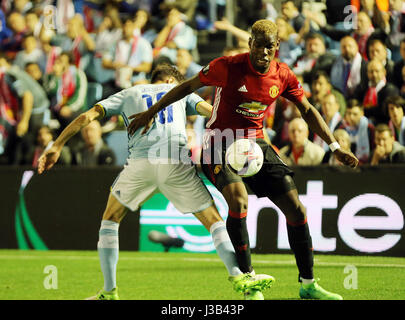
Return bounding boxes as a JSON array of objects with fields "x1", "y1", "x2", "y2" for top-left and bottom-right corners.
[{"x1": 111, "y1": 159, "x2": 214, "y2": 213}]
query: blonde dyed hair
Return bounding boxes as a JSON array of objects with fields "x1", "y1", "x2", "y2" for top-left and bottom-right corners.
[{"x1": 251, "y1": 19, "x2": 278, "y2": 38}]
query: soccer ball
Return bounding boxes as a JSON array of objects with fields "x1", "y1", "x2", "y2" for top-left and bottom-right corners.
[{"x1": 225, "y1": 139, "x2": 264, "y2": 177}]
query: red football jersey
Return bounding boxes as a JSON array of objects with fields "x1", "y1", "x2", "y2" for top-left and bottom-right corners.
[{"x1": 199, "y1": 53, "x2": 305, "y2": 138}]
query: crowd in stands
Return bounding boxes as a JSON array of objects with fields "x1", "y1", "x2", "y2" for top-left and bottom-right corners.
[{"x1": 1, "y1": 0, "x2": 405, "y2": 169}]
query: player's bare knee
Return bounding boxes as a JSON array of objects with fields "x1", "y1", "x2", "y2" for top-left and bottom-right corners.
[
  {"x1": 228, "y1": 195, "x2": 248, "y2": 215},
  {"x1": 286, "y1": 204, "x2": 307, "y2": 225}
]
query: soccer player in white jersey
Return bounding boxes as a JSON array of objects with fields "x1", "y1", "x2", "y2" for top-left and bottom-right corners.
[{"x1": 37, "y1": 64, "x2": 274, "y2": 300}]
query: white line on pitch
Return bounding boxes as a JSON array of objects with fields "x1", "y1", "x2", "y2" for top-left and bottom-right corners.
[{"x1": 0, "y1": 254, "x2": 405, "y2": 268}]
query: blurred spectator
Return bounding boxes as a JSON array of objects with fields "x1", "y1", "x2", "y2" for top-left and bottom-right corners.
[
  {"x1": 86, "y1": 14, "x2": 121, "y2": 86},
  {"x1": 2, "y1": 11, "x2": 29, "y2": 56},
  {"x1": 387, "y1": 0, "x2": 405, "y2": 62},
  {"x1": 25, "y1": 62, "x2": 43, "y2": 85},
  {"x1": 14, "y1": 35, "x2": 46, "y2": 72},
  {"x1": 0, "y1": 53, "x2": 50, "y2": 164},
  {"x1": 385, "y1": 95, "x2": 405, "y2": 145},
  {"x1": 133, "y1": 9, "x2": 157, "y2": 44},
  {"x1": 272, "y1": 97, "x2": 303, "y2": 149},
  {"x1": 1, "y1": 54, "x2": 50, "y2": 134},
  {"x1": 340, "y1": 99, "x2": 375, "y2": 164},
  {"x1": 313, "y1": 11, "x2": 375, "y2": 61},
  {"x1": 355, "y1": 11, "x2": 376, "y2": 59},
  {"x1": 0, "y1": 9, "x2": 12, "y2": 45},
  {"x1": 72, "y1": 119, "x2": 116, "y2": 166},
  {"x1": 309, "y1": 71, "x2": 347, "y2": 115},
  {"x1": 213, "y1": 18, "x2": 250, "y2": 48},
  {"x1": 102, "y1": 18, "x2": 153, "y2": 92},
  {"x1": 330, "y1": 36, "x2": 368, "y2": 98},
  {"x1": 370, "y1": 123, "x2": 405, "y2": 164},
  {"x1": 264, "y1": 1, "x2": 278, "y2": 22},
  {"x1": 38, "y1": 28, "x2": 63, "y2": 75},
  {"x1": 25, "y1": 125, "x2": 72, "y2": 167},
  {"x1": 313, "y1": 92, "x2": 344, "y2": 151},
  {"x1": 103, "y1": 3, "x2": 123, "y2": 30},
  {"x1": 275, "y1": 16, "x2": 303, "y2": 67},
  {"x1": 51, "y1": 15, "x2": 95, "y2": 70},
  {"x1": 367, "y1": 38, "x2": 395, "y2": 81},
  {"x1": 353, "y1": 0, "x2": 390, "y2": 30},
  {"x1": 279, "y1": 117, "x2": 325, "y2": 166},
  {"x1": 54, "y1": 0, "x2": 76, "y2": 34},
  {"x1": 176, "y1": 48, "x2": 202, "y2": 78},
  {"x1": 153, "y1": 7, "x2": 197, "y2": 63},
  {"x1": 292, "y1": 32, "x2": 336, "y2": 85},
  {"x1": 159, "y1": 0, "x2": 198, "y2": 23},
  {"x1": 176, "y1": 48, "x2": 210, "y2": 99},
  {"x1": 25, "y1": 10, "x2": 42, "y2": 38},
  {"x1": 94, "y1": 15, "x2": 122, "y2": 55},
  {"x1": 281, "y1": 0, "x2": 305, "y2": 33},
  {"x1": 322, "y1": 129, "x2": 352, "y2": 165},
  {"x1": 45, "y1": 51, "x2": 88, "y2": 130},
  {"x1": 14, "y1": 0, "x2": 33, "y2": 15},
  {"x1": 354, "y1": 59, "x2": 398, "y2": 124}
]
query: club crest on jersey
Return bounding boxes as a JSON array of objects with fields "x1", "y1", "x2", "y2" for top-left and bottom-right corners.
[
  {"x1": 269, "y1": 85, "x2": 280, "y2": 98},
  {"x1": 214, "y1": 165, "x2": 222, "y2": 174}
]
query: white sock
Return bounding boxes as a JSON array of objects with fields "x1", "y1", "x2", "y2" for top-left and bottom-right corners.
[
  {"x1": 97, "y1": 220, "x2": 119, "y2": 292},
  {"x1": 301, "y1": 278, "x2": 315, "y2": 285},
  {"x1": 210, "y1": 221, "x2": 243, "y2": 277}
]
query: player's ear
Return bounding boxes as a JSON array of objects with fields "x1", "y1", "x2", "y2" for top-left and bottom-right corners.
[{"x1": 248, "y1": 37, "x2": 253, "y2": 49}]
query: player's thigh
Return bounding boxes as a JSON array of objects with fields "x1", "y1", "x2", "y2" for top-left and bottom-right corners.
[
  {"x1": 201, "y1": 154, "x2": 245, "y2": 213},
  {"x1": 158, "y1": 162, "x2": 214, "y2": 214},
  {"x1": 102, "y1": 192, "x2": 129, "y2": 223},
  {"x1": 111, "y1": 159, "x2": 159, "y2": 212},
  {"x1": 267, "y1": 178, "x2": 307, "y2": 224}
]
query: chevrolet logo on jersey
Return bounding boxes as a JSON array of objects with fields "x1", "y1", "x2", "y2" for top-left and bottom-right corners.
[{"x1": 238, "y1": 102, "x2": 268, "y2": 112}]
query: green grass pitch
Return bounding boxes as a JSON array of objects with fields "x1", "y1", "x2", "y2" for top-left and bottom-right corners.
[{"x1": 0, "y1": 250, "x2": 404, "y2": 300}]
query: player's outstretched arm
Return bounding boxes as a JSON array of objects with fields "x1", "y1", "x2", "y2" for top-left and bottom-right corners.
[
  {"x1": 127, "y1": 75, "x2": 204, "y2": 134},
  {"x1": 295, "y1": 96, "x2": 359, "y2": 168},
  {"x1": 37, "y1": 105, "x2": 104, "y2": 174}
]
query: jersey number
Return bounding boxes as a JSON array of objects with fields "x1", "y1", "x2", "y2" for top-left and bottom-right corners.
[{"x1": 142, "y1": 92, "x2": 173, "y2": 124}]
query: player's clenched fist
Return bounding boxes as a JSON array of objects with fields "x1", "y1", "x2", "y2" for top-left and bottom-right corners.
[{"x1": 333, "y1": 149, "x2": 359, "y2": 168}]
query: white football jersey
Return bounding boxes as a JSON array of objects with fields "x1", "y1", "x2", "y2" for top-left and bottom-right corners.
[{"x1": 97, "y1": 83, "x2": 202, "y2": 161}]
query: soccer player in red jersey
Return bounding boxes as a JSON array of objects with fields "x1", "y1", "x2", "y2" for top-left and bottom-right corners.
[{"x1": 128, "y1": 20, "x2": 359, "y2": 300}]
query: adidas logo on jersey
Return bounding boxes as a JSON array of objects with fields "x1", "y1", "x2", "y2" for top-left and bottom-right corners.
[{"x1": 238, "y1": 85, "x2": 248, "y2": 92}]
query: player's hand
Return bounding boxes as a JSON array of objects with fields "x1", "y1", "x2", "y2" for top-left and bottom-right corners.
[
  {"x1": 37, "y1": 146, "x2": 61, "y2": 174},
  {"x1": 333, "y1": 149, "x2": 359, "y2": 168},
  {"x1": 127, "y1": 110, "x2": 154, "y2": 135}
]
